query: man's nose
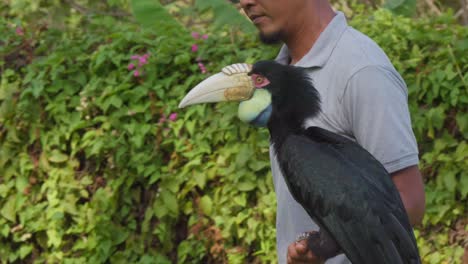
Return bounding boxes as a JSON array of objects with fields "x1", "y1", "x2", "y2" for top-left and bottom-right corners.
[{"x1": 239, "y1": 0, "x2": 256, "y2": 9}]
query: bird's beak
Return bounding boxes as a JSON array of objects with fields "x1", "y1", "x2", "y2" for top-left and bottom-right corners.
[{"x1": 178, "y1": 63, "x2": 255, "y2": 108}]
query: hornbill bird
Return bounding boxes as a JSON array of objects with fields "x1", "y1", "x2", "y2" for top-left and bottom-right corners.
[{"x1": 179, "y1": 61, "x2": 421, "y2": 264}]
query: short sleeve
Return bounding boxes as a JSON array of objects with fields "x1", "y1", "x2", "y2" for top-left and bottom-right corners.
[{"x1": 342, "y1": 65, "x2": 419, "y2": 173}]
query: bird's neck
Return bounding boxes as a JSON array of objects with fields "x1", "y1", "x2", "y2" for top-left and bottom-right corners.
[
  {"x1": 267, "y1": 102, "x2": 307, "y2": 151},
  {"x1": 267, "y1": 81, "x2": 321, "y2": 149},
  {"x1": 267, "y1": 115, "x2": 299, "y2": 152}
]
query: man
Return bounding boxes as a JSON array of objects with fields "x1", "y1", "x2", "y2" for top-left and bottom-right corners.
[{"x1": 239, "y1": 0, "x2": 426, "y2": 263}]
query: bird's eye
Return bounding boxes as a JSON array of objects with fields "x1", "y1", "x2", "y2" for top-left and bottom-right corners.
[{"x1": 251, "y1": 74, "x2": 270, "y2": 88}]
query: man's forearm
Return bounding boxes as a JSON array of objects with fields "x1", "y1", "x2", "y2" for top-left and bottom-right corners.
[{"x1": 391, "y1": 165, "x2": 426, "y2": 226}]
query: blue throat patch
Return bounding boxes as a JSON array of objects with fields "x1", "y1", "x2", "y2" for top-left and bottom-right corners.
[{"x1": 250, "y1": 104, "x2": 272, "y2": 127}]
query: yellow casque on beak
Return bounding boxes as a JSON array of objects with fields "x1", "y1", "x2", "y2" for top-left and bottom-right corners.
[{"x1": 178, "y1": 63, "x2": 255, "y2": 108}]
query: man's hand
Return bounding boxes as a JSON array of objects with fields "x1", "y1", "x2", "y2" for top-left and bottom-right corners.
[{"x1": 287, "y1": 240, "x2": 324, "y2": 264}]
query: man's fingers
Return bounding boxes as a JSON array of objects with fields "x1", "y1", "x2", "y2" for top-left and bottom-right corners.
[
  {"x1": 288, "y1": 240, "x2": 318, "y2": 263},
  {"x1": 295, "y1": 240, "x2": 308, "y2": 254}
]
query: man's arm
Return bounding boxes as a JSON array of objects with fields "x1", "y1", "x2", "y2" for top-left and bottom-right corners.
[
  {"x1": 391, "y1": 165, "x2": 425, "y2": 226},
  {"x1": 343, "y1": 66, "x2": 426, "y2": 225}
]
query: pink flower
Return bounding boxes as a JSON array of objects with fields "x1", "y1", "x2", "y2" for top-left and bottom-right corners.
[
  {"x1": 129, "y1": 53, "x2": 150, "y2": 69},
  {"x1": 169, "y1": 113, "x2": 177, "y2": 121},
  {"x1": 133, "y1": 70, "x2": 140, "y2": 77},
  {"x1": 138, "y1": 56, "x2": 148, "y2": 66},
  {"x1": 202, "y1": 34, "x2": 208, "y2": 40},
  {"x1": 15, "y1": 27, "x2": 24, "y2": 36},
  {"x1": 159, "y1": 115, "x2": 166, "y2": 124},
  {"x1": 191, "y1": 32, "x2": 200, "y2": 39},
  {"x1": 191, "y1": 44, "x2": 198, "y2": 52},
  {"x1": 198, "y1": 62, "x2": 207, "y2": 74}
]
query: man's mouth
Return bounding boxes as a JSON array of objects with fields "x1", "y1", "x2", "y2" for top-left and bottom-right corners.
[{"x1": 249, "y1": 14, "x2": 267, "y2": 25}]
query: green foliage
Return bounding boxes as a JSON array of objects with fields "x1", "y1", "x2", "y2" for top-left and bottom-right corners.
[
  {"x1": 0, "y1": 2, "x2": 467, "y2": 264},
  {"x1": 194, "y1": 0, "x2": 256, "y2": 33},
  {"x1": 131, "y1": 0, "x2": 186, "y2": 37},
  {"x1": 383, "y1": 0, "x2": 417, "y2": 17},
  {"x1": 0, "y1": 5, "x2": 277, "y2": 262},
  {"x1": 2, "y1": 0, "x2": 131, "y2": 29}
]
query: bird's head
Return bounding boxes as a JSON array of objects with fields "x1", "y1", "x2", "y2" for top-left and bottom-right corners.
[{"x1": 179, "y1": 61, "x2": 320, "y2": 127}]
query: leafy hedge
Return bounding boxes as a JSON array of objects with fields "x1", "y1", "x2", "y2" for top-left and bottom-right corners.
[{"x1": 0, "y1": 4, "x2": 467, "y2": 264}]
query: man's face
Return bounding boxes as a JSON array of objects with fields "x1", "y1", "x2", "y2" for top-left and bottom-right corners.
[{"x1": 240, "y1": 0, "x2": 304, "y2": 44}]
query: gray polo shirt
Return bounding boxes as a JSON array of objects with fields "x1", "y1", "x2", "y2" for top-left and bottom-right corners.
[{"x1": 271, "y1": 11, "x2": 419, "y2": 264}]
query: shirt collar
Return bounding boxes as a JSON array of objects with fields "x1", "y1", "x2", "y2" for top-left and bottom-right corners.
[{"x1": 275, "y1": 11, "x2": 348, "y2": 68}]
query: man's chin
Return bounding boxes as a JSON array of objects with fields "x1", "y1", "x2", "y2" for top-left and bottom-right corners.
[{"x1": 259, "y1": 31, "x2": 283, "y2": 45}]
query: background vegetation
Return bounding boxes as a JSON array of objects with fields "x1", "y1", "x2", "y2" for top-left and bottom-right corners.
[{"x1": 0, "y1": 0, "x2": 467, "y2": 263}]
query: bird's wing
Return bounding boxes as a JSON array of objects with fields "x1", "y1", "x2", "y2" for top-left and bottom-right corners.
[{"x1": 275, "y1": 127, "x2": 420, "y2": 264}]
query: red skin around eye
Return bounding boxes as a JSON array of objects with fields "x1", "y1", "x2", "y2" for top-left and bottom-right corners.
[{"x1": 251, "y1": 73, "x2": 271, "y2": 88}]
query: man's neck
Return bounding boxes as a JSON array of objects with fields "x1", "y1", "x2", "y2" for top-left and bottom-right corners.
[{"x1": 285, "y1": 5, "x2": 336, "y2": 65}]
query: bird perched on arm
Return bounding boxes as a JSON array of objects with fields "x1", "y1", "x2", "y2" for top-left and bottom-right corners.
[{"x1": 179, "y1": 61, "x2": 421, "y2": 264}]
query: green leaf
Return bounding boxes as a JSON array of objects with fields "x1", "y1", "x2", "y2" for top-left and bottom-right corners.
[
  {"x1": 235, "y1": 145, "x2": 252, "y2": 167},
  {"x1": 200, "y1": 195, "x2": 213, "y2": 215},
  {"x1": 456, "y1": 112, "x2": 467, "y2": 136},
  {"x1": 1, "y1": 196, "x2": 16, "y2": 222},
  {"x1": 195, "y1": 0, "x2": 255, "y2": 33},
  {"x1": 131, "y1": 0, "x2": 185, "y2": 35},
  {"x1": 109, "y1": 95, "x2": 123, "y2": 109},
  {"x1": 15, "y1": 174, "x2": 29, "y2": 194},
  {"x1": 238, "y1": 181, "x2": 256, "y2": 191},
  {"x1": 185, "y1": 120, "x2": 196, "y2": 136},
  {"x1": 233, "y1": 194, "x2": 246, "y2": 207},
  {"x1": 149, "y1": 171, "x2": 161, "y2": 184},
  {"x1": 442, "y1": 170, "x2": 457, "y2": 193},
  {"x1": 19, "y1": 245, "x2": 33, "y2": 259},
  {"x1": 161, "y1": 190, "x2": 178, "y2": 214},
  {"x1": 0, "y1": 223, "x2": 10, "y2": 238},
  {"x1": 460, "y1": 172, "x2": 468, "y2": 198},
  {"x1": 248, "y1": 160, "x2": 269, "y2": 171},
  {"x1": 48, "y1": 150, "x2": 68, "y2": 163},
  {"x1": 30, "y1": 79, "x2": 45, "y2": 98},
  {"x1": 454, "y1": 142, "x2": 467, "y2": 162},
  {"x1": 174, "y1": 53, "x2": 190, "y2": 65},
  {"x1": 383, "y1": 0, "x2": 416, "y2": 17},
  {"x1": 0, "y1": 184, "x2": 11, "y2": 198},
  {"x1": 153, "y1": 202, "x2": 168, "y2": 218},
  {"x1": 194, "y1": 171, "x2": 206, "y2": 189}
]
